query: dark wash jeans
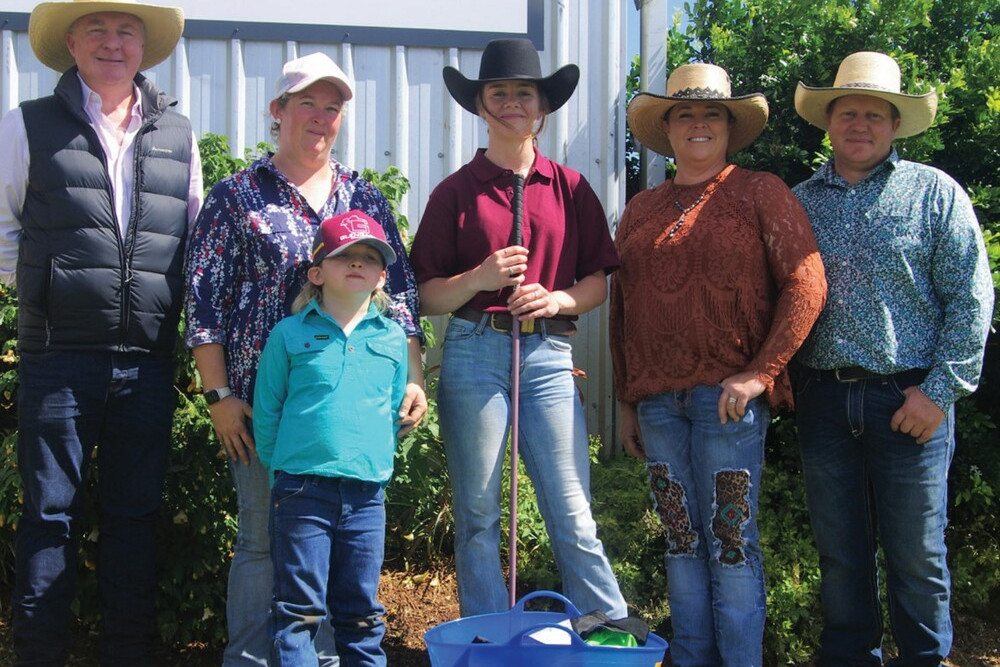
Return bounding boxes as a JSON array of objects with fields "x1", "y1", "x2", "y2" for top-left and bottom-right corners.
[
  {"x1": 791, "y1": 363, "x2": 954, "y2": 666},
  {"x1": 12, "y1": 351, "x2": 173, "y2": 667}
]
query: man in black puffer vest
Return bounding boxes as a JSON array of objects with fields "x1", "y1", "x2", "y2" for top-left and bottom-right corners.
[{"x1": 0, "y1": 2, "x2": 202, "y2": 664}]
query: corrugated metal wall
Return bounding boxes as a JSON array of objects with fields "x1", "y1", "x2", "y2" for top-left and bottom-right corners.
[{"x1": 0, "y1": 0, "x2": 627, "y2": 446}]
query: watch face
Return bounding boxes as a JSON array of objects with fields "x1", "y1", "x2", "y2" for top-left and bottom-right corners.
[{"x1": 205, "y1": 388, "x2": 229, "y2": 405}]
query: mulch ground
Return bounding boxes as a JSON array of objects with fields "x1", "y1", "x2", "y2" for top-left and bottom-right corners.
[{"x1": 1, "y1": 568, "x2": 997, "y2": 666}]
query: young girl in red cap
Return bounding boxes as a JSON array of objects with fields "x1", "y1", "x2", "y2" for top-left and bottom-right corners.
[{"x1": 254, "y1": 210, "x2": 407, "y2": 667}]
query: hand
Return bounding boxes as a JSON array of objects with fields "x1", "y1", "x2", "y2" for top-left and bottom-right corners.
[
  {"x1": 507, "y1": 283, "x2": 559, "y2": 320},
  {"x1": 891, "y1": 386, "x2": 946, "y2": 444},
  {"x1": 209, "y1": 396, "x2": 256, "y2": 464},
  {"x1": 396, "y1": 382, "x2": 428, "y2": 437},
  {"x1": 718, "y1": 371, "x2": 767, "y2": 424},
  {"x1": 618, "y1": 402, "x2": 645, "y2": 459},
  {"x1": 473, "y1": 245, "x2": 529, "y2": 292}
]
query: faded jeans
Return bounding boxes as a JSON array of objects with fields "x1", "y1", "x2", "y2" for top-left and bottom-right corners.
[
  {"x1": 437, "y1": 315, "x2": 627, "y2": 619},
  {"x1": 637, "y1": 384, "x2": 768, "y2": 667}
]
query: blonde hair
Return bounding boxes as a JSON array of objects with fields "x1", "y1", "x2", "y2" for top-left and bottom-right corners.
[{"x1": 290, "y1": 280, "x2": 392, "y2": 315}]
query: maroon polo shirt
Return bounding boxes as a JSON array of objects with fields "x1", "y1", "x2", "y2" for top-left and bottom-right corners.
[{"x1": 410, "y1": 147, "x2": 620, "y2": 316}]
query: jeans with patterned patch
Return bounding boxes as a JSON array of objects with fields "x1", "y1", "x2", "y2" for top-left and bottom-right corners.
[{"x1": 637, "y1": 384, "x2": 768, "y2": 667}]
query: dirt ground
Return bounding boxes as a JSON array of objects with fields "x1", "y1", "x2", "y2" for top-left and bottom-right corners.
[{"x1": 1, "y1": 568, "x2": 997, "y2": 666}]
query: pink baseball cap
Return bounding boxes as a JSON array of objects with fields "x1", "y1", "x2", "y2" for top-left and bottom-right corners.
[
  {"x1": 311, "y1": 210, "x2": 397, "y2": 267},
  {"x1": 274, "y1": 52, "x2": 354, "y2": 102}
]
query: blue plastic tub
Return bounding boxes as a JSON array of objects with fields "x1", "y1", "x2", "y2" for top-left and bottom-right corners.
[{"x1": 424, "y1": 591, "x2": 668, "y2": 667}]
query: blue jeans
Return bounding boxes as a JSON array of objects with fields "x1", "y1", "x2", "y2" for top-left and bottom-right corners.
[
  {"x1": 225, "y1": 454, "x2": 339, "y2": 666},
  {"x1": 792, "y1": 366, "x2": 954, "y2": 666},
  {"x1": 437, "y1": 316, "x2": 627, "y2": 618},
  {"x1": 269, "y1": 473, "x2": 386, "y2": 667},
  {"x1": 12, "y1": 351, "x2": 173, "y2": 666},
  {"x1": 637, "y1": 385, "x2": 768, "y2": 667}
]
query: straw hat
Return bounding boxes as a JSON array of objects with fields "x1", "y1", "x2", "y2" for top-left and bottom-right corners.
[
  {"x1": 627, "y1": 63, "x2": 769, "y2": 157},
  {"x1": 443, "y1": 38, "x2": 580, "y2": 115},
  {"x1": 29, "y1": 0, "x2": 184, "y2": 73},
  {"x1": 794, "y1": 51, "x2": 937, "y2": 138}
]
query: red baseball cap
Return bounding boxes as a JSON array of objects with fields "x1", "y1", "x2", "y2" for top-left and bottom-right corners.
[{"x1": 311, "y1": 210, "x2": 397, "y2": 267}]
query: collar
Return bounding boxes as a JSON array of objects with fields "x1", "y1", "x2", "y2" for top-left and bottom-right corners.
[
  {"x1": 300, "y1": 298, "x2": 386, "y2": 328},
  {"x1": 468, "y1": 145, "x2": 555, "y2": 186},
  {"x1": 255, "y1": 153, "x2": 354, "y2": 182},
  {"x1": 77, "y1": 73, "x2": 142, "y2": 121},
  {"x1": 819, "y1": 147, "x2": 899, "y2": 187}
]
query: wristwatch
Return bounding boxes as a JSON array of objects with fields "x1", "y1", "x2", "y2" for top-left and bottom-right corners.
[{"x1": 203, "y1": 386, "x2": 232, "y2": 405}]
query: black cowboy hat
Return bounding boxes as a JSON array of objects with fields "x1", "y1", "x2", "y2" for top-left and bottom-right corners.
[{"x1": 443, "y1": 38, "x2": 580, "y2": 115}]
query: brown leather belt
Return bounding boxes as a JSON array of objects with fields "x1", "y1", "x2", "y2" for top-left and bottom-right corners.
[{"x1": 452, "y1": 306, "x2": 576, "y2": 336}]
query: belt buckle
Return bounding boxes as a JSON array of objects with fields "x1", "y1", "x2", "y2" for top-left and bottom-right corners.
[
  {"x1": 833, "y1": 368, "x2": 860, "y2": 382},
  {"x1": 488, "y1": 313, "x2": 508, "y2": 333}
]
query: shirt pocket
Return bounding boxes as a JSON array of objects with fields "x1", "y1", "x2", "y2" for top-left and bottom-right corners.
[
  {"x1": 285, "y1": 332, "x2": 344, "y2": 390},
  {"x1": 362, "y1": 339, "x2": 403, "y2": 392}
]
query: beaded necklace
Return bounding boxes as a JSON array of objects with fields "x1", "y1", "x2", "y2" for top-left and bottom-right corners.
[{"x1": 663, "y1": 169, "x2": 728, "y2": 241}]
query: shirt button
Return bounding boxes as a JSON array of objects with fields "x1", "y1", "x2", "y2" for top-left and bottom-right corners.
[
  {"x1": 348, "y1": 346, "x2": 355, "y2": 352},
  {"x1": 304, "y1": 342, "x2": 311, "y2": 348}
]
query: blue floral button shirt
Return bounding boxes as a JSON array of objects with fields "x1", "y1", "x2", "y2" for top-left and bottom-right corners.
[
  {"x1": 793, "y1": 149, "x2": 994, "y2": 410},
  {"x1": 185, "y1": 155, "x2": 420, "y2": 404}
]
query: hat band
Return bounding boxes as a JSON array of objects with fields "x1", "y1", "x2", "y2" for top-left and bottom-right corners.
[
  {"x1": 671, "y1": 86, "x2": 728, "y2": 100},
  {"x1": 840, "y1": 82, "x2": 895, "y2": 92}
]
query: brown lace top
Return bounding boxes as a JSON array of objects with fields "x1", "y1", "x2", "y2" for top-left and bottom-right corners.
[{"x1": 609, "y1": 165, "x2": 827, "y2": 410}]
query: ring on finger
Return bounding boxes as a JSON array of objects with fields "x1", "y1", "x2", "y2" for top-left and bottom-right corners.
[{"x1": 727, "y1": 396, "x2": 738, "y2": 404}]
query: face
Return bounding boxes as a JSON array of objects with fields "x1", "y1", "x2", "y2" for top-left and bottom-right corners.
[
  {"x1": 308, "y1": 243, "x2": 387, "y2": 299},
  {"x1": 271, "y1": 80, "x2": 345, "y2": 162},
  {"x1": 65, "y1": 12, "x2": 145, "y2": 88},
  {"x1": 826, "y1": 94, "x2": 901, "y2": 182},
  {"x1": 479, "y1": 80, "x2": 544, "y2": 138},
  {"x1": 662, "y1": 102, "x2": 733, "y2": 166}
]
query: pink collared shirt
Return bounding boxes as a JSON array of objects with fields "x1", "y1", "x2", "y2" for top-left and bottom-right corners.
[{"x1": 0, "y1": 74, "x2": 202, "y2": 286}]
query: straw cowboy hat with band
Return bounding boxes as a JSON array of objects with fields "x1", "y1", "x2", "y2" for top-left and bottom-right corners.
[
  {"x1": 29, "y1": 0, "x2": 184, "y2": 73},
  {"x1": 443, "y1": 38, "x2": 580, "y2": 115},
  {"x1": 794, "y1": 51, "x2": 938, "y2": 138},
  {"x1": 627, "y1": 63, "x2": 769, "y2": 158}
]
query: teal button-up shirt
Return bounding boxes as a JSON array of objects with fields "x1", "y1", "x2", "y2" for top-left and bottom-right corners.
[
  {"x1": 793, "y1": 149, "x2": 993, "y2": 410},
  {"x1": 254, "y1": 298, "x2": 407, "y2": 485}
]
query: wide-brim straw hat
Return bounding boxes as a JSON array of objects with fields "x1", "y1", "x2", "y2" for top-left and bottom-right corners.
[
  {"x1": 794, "y1": 51, "x2": 937, "y2": 138},
  {"x1": 443, "y1": 37, "x2": 580, "y2": 115},
  {"x1": 627, "y1": 63, "x2": 769, "y2": 157},
  {"x1": 30, "y1": 0, "x2": 184, "y2": 73}
]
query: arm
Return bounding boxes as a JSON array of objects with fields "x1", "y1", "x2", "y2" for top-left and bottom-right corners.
[
  {"x1": 720, "y1": 174, "x2": 827, "y2": 420},
  {"x1": 418, "y1": 245, "x2": 529, "y2": 315},
  {"x1": 186, "y1": 130, "x2": 204, "y2": 230},
  {"x1": 192, "y1": 343, "x2": 255, "y2": 464},
  {"x1": 0, "y1": 109, "x2": 29, "y2": 285},
  {"x1": 395, "y1": 336, "x2": 427, "y2": 437},
  {"x1": 892, "y1": 180, "x2": 994, "y2": 443},
  {"x1": 252, "y1": 325, "x2": 290, "y2": 472},
  {"x1": 507, "y1": 270, "x2": 607, "y2": 320},
  {"x1": 354, "y1": 184, "x2": 429, "y2": 432}
]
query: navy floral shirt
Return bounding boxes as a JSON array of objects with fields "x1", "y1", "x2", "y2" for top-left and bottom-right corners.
[
  {"x1": 793, "y1": 149, "x2": 994, "y2": 410},
  {"x1": 185, "y1": 155, "x2": 420, "y2": 404}
]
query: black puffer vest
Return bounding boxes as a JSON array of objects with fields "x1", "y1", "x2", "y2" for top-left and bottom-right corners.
[{"x1": 18, "y1": 69, "x2": 192, "y2": 355}]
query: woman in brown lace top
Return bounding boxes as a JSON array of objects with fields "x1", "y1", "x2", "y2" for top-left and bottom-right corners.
[{"x1": 609, "y1": 64, "x2": 826, "y2": 666}]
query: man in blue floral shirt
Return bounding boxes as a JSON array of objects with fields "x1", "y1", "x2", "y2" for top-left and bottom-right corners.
[{"x1": 790, "y1": 51, "x2": 993, "y2": 666}]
